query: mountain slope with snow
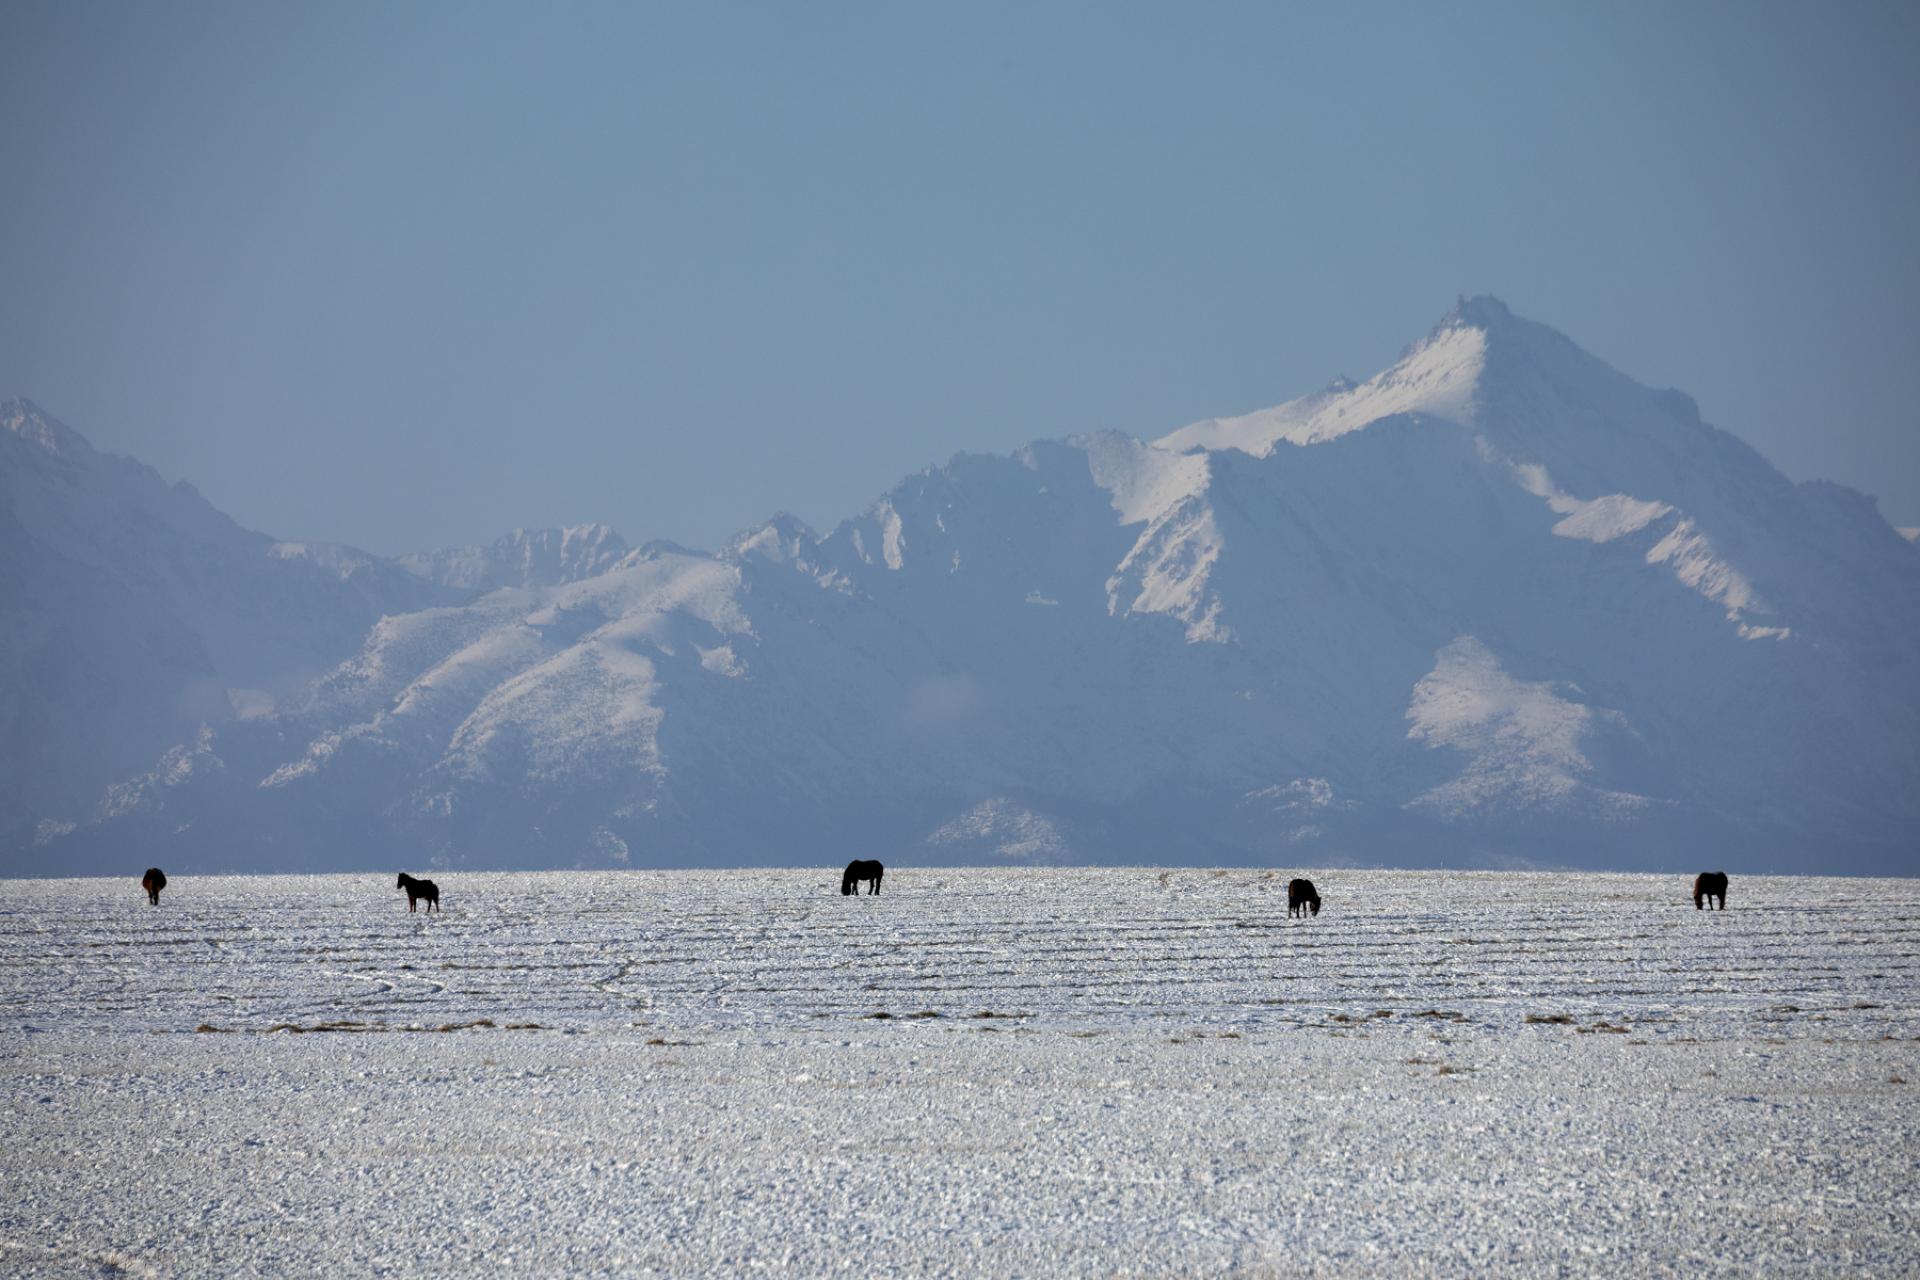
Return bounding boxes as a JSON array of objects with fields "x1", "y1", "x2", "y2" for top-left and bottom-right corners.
[
  {"x1": 0, "y1": 400, "x2": 461, "y2": 853},
  {"x1": 11, "y1": 300, "x2": 1920, "y2": 875}
]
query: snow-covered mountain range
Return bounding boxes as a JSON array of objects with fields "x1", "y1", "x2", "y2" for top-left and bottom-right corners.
[{"x1": 7, "y1": 298, "x2": 1917, "y2": 875}]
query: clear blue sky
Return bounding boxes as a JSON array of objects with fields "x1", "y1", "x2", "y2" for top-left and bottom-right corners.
[{"x1": 4, "y1": 2, "x2": 1916, "y2": 552}]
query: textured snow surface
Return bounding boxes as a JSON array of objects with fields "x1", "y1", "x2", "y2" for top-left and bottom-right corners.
[{"x1": 3, "y1": 869, "x2": 1916, "y2": 1277}]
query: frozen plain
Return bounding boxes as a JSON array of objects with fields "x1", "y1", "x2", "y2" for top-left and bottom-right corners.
[{"x1": 1, "y1": 868, "x2": 1916, "y2": 1278}]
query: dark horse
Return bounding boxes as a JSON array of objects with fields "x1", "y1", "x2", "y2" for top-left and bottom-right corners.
[
  {"x1": 140, "y1": 868, "x2": 166, "y2": 906},
  {"x1": 842, "y1": 860, "x2": 884, "y2": 896},
  {"x1": 1288, "y1": 877, "x2": 1321, "y2": 918},
  {"x1": 1693, "y1": 871, "x2": 1728, "y2": 911},
  {"x1": 397, "y1": 872, "x2": 440, "y2": 913}
]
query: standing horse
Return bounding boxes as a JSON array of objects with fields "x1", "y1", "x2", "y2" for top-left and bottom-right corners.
[
  {"x1": 397, "y1": 872, "x2": 440, "y2": 913},
  {"x1": 1693, "y1": 871, "x2": 1728, "y2": 911},
  {"x1": 1287, "y1": 878, "x2": 1320, "y2": 918},
  {"x1": 140, "y1": 868, "x2": 167, "y2": 906},
  {"x1": 842, "y1": 860, "x2": 884, "y2": 896}
]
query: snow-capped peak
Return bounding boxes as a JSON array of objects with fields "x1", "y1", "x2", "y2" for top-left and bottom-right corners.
[
  {"x1": 2, "y1": 398, "x2": 96, "y2": 459},
  {"x1": 726, "y1": 512, "x2": 821, "y2": 565},
  {"x1": 396, "y1": 524, "x2": 631, "y2": 593},
  {"x1": 1157, "y1": 301, "x2": 1494, "y2": 456},
  {"x1": 1438, "y1": 291, "x2": 1518, "y2": 333}
]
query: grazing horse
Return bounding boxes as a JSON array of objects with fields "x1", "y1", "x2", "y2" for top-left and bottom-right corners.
[
  {"x1": 140, "y1": 868, "x2": 166, "y2": 906},
  {"x1": 841, "y1": 859, "x2": 884, "y2": 896},
  {"x1": 1287, "y1": 877, "x2": 1321, "y2": 918},
  {"x1": 1693, "y1": 871, "x2": 1728, "y2": 911},
  {"x1": 397, "y1": 872, "x2": 440, "y2": 913}
]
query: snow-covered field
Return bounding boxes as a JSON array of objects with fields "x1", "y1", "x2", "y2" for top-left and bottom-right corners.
[{"x1": 2, "y1": 868, "x2": 1916, "y2": 1276}]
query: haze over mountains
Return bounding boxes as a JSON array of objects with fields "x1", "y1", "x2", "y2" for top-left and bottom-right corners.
[{"x1": 5, "y1": 298, "x2": 1917, "y2": 876}]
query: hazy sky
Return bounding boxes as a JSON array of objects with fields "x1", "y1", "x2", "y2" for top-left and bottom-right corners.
[{"x1": 3, "y1": 2, "x2": 1916, "y2": 553}]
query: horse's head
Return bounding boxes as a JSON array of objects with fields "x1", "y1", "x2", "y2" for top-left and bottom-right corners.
[{"x1": 396, "y1": 873, "x2": 409, "y2": 889}]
